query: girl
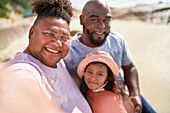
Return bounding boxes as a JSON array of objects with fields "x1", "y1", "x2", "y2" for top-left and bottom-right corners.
[{"x1": 77, "y1": 51, "x2": 135, "y2": 113}]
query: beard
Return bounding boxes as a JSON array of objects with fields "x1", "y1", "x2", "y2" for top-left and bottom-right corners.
[{"x1": 83, "y1": 26, "x2": 109, "y2": 46}]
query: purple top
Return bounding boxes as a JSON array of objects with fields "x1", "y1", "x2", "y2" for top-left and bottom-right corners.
[{"x1": 5, "y1": 51, "x2": 92, "y2": 113}]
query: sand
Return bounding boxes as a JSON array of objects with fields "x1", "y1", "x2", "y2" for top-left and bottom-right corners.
[
  {"x1": 0, "y1": 16, "x2": 170, "y2": 113},
  {"x1": 111, "y1": 20, "x2": 170, "y2": 113}
]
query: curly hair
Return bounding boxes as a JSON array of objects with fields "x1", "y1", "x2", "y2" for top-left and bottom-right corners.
[
  {"x1": 30, "y1": 0, "x2": 73, "y2": 25},
  {"x1": 80, "y1": 62, "x2": 126, "y2": 98}
]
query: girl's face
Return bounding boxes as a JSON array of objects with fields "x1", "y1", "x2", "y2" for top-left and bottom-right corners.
[{"x1": 84, "y1": 63, "x2": 108, "y2": 90}]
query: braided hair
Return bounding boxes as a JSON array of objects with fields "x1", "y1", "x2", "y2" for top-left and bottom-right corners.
[{"x1": 30, "y1": 0, "x2": 73, "y2": 25}]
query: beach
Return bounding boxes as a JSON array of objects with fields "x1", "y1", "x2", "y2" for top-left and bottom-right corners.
[
  {"x1": 0, "y1": 12, "x2": 170, "y2": 113},
  {"x1": 111, "y1": 20, "x2": 170, "y2": 113}
]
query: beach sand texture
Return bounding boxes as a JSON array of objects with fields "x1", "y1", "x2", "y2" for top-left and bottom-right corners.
[
  {"x1": 0, "y1": 16, "x2": 170, "y2": 113},
  {"x1": 111, "y1": 20, "x2": 170, "y2": 113}
]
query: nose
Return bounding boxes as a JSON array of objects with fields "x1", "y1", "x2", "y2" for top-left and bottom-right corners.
[
  {"x1": 90, "y1": 75, "x2": 97, "y2": 81},
  {"x1": 52, "y1": 38, "x2": 62, "y2": 46},
  {"x1": 98, "y1": 20, "x2": 105, "y2": 29}
]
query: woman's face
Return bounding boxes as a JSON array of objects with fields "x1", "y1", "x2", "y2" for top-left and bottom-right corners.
[
  {"x1": 27, "y1": 17, "x2": 70, "y2": 68},
  {"x1": 84, "y1": 63, "x2": 108, "y2": 90}
]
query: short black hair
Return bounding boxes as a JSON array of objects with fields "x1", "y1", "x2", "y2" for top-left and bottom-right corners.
[{"x1": 30, "y1": 0, "x2": 73, "y2": 25}]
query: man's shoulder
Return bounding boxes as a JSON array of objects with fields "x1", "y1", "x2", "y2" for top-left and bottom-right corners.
[
  {"x1": 108, "y1": 32, "x2": 124, "y2": 40},
  {"x1": 107, "y1": 32, "x2": 126, "y2": 45},
  {"x1": 71, "y1": 33, "x2": 81, "y2": 41}
]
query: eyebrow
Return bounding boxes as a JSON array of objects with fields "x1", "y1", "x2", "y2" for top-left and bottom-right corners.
[
  {"x1": 89, "y1": 15, "x2": 112, "y2": 19},
  {"x1": 46, "y1": 28, "x2": 69, "y2": 36}
]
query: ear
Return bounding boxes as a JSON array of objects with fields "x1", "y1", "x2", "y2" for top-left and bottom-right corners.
[
  {"x1": 29, "y1": 26, "x2": 34, "y2": 39},
  {"x1": 79, "y1": 15, "x2": 83, "y2": 25}
]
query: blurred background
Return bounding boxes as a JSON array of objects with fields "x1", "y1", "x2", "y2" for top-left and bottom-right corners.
[{"x1": 0, "y1": 0, "x2": 170, "y2": 112}]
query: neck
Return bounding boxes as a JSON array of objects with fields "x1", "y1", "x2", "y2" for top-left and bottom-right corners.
[
  {"x1": 24, "y1": 47, "x2": 31, "y2": 55},
  {"x1": 93, "y1": 81, "x2": 108, "y2": 93},
  {"x1": 92, "y1": 90, "x2": 106, "y2": 96},
  {"x1": 78, "y1": 34, "x2": 97, "y2": 48}
]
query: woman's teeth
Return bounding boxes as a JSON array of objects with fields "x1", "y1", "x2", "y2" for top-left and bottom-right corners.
[{"x1": 46, "y1": 47, "x2": 59, "y2": 54}]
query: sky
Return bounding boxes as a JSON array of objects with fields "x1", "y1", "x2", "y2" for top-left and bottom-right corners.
[{"x1": 70, "y1": 0, "x2": 170, "y2": 10}]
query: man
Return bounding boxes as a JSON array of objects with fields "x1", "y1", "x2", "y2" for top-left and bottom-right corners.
[
  {"x1": 64, "y1": 0, "x2": 156, "y2": 112},
  {"x1": 4, "y1": 0, "x2": 92, "y2": 113}
]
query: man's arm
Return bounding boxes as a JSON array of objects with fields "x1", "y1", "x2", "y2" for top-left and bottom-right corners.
[{"x1": 122, "y1": 63, "x2": 142, "y2": 113}]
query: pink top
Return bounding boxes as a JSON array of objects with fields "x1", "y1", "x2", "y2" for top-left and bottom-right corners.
[
  {"x1": 87, "y1": 90, "x2": 127, "y2": 113},
  {"x1": 5, "y1": 52, "x2": 92, "y2": 113}
]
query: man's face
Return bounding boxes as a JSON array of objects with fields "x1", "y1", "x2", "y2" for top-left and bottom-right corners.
[
  {"x1": 80, "y1": 3, "x2": 111, "y2": 47},
  {"x1": 28, "y1": 17, "x2": 70, "y2": 68}
]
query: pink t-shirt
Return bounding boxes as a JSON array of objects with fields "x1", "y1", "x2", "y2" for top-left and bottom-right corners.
[
  {"x1": 87, "y1": 90, "x2": 127, "y2": 113},
  {"x1": 5, "y1": 52, "x2": 92, "y2": 113}
]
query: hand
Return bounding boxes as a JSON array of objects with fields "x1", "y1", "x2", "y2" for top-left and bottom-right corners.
[{"x1": 130, "y1": 95, "x2": 142, "y2": 113}]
